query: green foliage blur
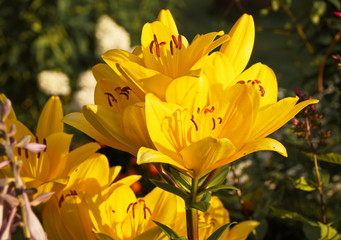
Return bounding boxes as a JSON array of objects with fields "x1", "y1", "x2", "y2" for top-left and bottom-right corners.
[{"x1": 1, "y1": 0, "x2": 340, "y2": 239}]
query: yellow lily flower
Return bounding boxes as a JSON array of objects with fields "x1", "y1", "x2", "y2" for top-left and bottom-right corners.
[
  {"x1": 102, "y1": 9, "x2": 230, "y2": 100},
  {"x1": 64, "y1": 64, "x2": 154, "y2": 155},
  {"x1": 42, "y1": 153, "x2": 140, "y2": 240},
  {"x1": 197, "y1": 196, "x2": 259, "y2": 240},
  {"x1": 64, "y1": 11, "x2": 255, "y2": 157},
  {"x1": 89, "y1": 186, "x2": 180, "y2": 240},
  {"x1": 219, "y1": 14, "x2": 255, "y2": 76},
  {"x1": 137, "y1": 60, "x2": 318, "y2": 178},
  {"x1": 140, "y1": 195, "x2": 259, "y2": 240},
  {"x1": 1, "y1": 96, "x2": 101, "y2": 197}
]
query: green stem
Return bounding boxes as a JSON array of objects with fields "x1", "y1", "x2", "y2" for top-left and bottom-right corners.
[
  {"x1": 186, "y1": 177, "x2": 199, "y2": 240},
  {"x1": 305, "y1": 118, "x2": 327, "y2": 224},
  {"x1": 312, "y1": 153, "x2": 327, "y2": 224}
]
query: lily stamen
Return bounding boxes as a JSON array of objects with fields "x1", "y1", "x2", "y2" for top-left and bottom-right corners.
[
  {"x1": 190, "y1": 115, "x2": 199, "y2": 131},
  {"x1": 104, "y1": 92, "x2": 118, "y2": 106}
]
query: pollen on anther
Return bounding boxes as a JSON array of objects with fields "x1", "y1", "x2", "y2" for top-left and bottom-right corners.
[
  {"x1": 178, "y1": 35, "x2": 182, "y2": 49},
  {"x1": 212, "y1": 118, "x2": 216, "y2": 130},
  {"x1": 259, "y1": 85, "x2": 265, "y2": 97},
  {"x1": 172, "y1": 35, "x2": 179, "y2": 48},
  {"x1": 155, "y1": 43, "x2": 161, "y2": 57},
  {"x1": 190, "y1": 115, "x2": 199, "y2": 131},
  {"x1": 149, "y1": 40, "x2": 154, "y2": 54},
  {"x1": 170, "y1": 41, "x2": 174, "y2": 55}
]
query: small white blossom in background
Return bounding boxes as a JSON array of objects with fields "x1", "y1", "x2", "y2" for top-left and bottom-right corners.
[
  {"x1": 71, "y1": 70, "x2": 96, "y2": 110},
  {"x1": 37, "y1": 70, "x2": 71, "y2": 96},
  {"x1": 95, "y1": 14, "x2": 132, "y2": 56}
]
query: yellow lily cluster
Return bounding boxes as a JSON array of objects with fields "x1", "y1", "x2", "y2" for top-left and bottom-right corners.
[
  {"x1": 1, "y1": 95, "x2": 257, "y2": 239},
  {"x1": 1, "y1": 8, "x2": 318, "y2": 240},
  {"x1": 65, "y1": 9, "x2": 317, "y2": 179}
]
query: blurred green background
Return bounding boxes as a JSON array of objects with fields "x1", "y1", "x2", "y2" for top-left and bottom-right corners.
[{"x1": 1, "y1": 0, "x2": 340, "y2": 239}]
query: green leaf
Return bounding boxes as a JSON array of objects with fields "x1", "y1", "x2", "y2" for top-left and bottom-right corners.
[
  {"x1": 291, "y1": 176, "x2": 316, "y2": 192},
  {"x1": 328, "y1": 0, "x2": 341, "y2": 9},
  {"x1": 188, "y1": 192, "x2": 211, "y2": 212},
  {"x1": 153, "y1": 220, "x2": 188, "y2": 240},
  {"x1": 149, "y1": 179, "x2": 188, "y2": 200},
  {"x1": 271, "y1": 208, "x2": 314, "y2": 225},
  {"x1": 303, "y1": 152, "x2": 341, "y2": 165},
  {"x1": 169, "y1": 166, "x2": 191, "y2": 192},
  {"x1": 303, "y1": 222, "x2": 338, "y2": 240},
  {"x1": 206, "y1": 167, "x2": 230, "y2": 189},
  {"x1": 94, "y1": 232, "x2": 114, "y2": 240},
  {"x1": 198, "y1": 185, "x2": 239, "y2": 198},
  {"x1": 207, "y1": 222, "x2": 237, "y2": 240}
]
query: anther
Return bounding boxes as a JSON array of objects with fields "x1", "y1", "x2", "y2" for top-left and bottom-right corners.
[
  {"x1": 149, "y1": 40, "x2": 154, "y2": 54},
  {"x1": 172, "y1": 35, "x2": 178, "y2": 48},
  {"x1": 259, "y1": 85, "x2": 265, "y2": 97},
  {"x1": 120, "y1": 92, "x2": 129, "y2": 100},
  {"x1": 190, "y1": 115, "x2": 199, "y2": 131},
  {"x1": 170, "y1": 41, "x2": 174, "y2": 55},
  {"x1": 212, "y1": 118, "x2": 216, "y2": 130},
  {"x1": 197, "y1": 107, "x2": 201, "y2": 114},
  {"x1": 143, "y1": 205, "x2": 152, "y2": 220},
  {"x1": 155, "y1": 43, "x2": 161, "y2": 57},
  {"x1": 58, "y1": 195, "x2": 64, "y2": 208},
  {"x1": 43, "y1": 138, "x2": 47, "y2": 152},
  {"x1": 153, "y1": 34, "x2": 159, "y2": 45},
  {"x1": 17, "y1": 148, "x2": 21, "y2": 156},
  {"x1": 218, "y1": 117, "x2": 223, "y2": 124},
  {"x1": 236, "y1": 80, "x2": 245, "y2": 84},
  {"x1": 24, "y1": 149, "x2": 29, "y2": 159},
  {"x1": 104, "y1": 92, "x2": 118, "y2": 106},
  {"x1": 178, "y1": 35, "x2": 182, "y2": 49}
]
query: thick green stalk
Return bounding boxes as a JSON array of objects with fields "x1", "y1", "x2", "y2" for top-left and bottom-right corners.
[{"x1": 186, "y1": 177, "x2": 199, "y2": 240}]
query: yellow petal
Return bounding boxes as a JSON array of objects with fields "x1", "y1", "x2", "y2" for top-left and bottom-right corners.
[
  {"x1": 102, "y1": 49, "x2": 144, "y2": 67},
  {"x1": 43, "y1": 197, "x2": 76, "y2": 240},
  {"x1": 58, "y1": 194, "x2": 95, "y2": 240},
  {"x1": 251, "y1": 98, "x2": 319, "y2": 140},
  {"x1": 201, "y1": 52, "x2": 236, "y2": 102},
  {"x1": 187, "y1": 32, "x2": 229, "y2": 71},
  {"x1": 137, "y1": 147, "x2": 188, "y2": 173},
  {"x1": 94, "y1": 79, "x2": 142, "y2": 111},
  {"x1": 226, "y1": 220, "x2": 259, "y2": 240},
  {"x1": 143, "y1": 187, "x2": 179, "y2": 230},
  {"x1": 166, "y1": 75, "x2": 208, "y2": 112},
  {"x1": 117, "y1": 60, "x2": 173, "y2": 100},
  {"x1": 81, "y1": 105, "x2": 136, "y2": 154},
  {"x1": 92, "y1": 63, "x2": 118, "y2": 82},
  {"x1": 157, "y1": 9, "x2": 178, "y2": 35},
  {"x1": 45, "y1": 132, "x2": 73, "y2": 179},
  {"x1": 36, "y1": 96, "x2": 64, "y2": 140},
  {"x1": 67, "y1": 142, "x2": 101, "y2": 173},
  {"x1": 235, "y1": 63, "x2": 278, "y2": 107},
  {"x1": 225, "y1": 138, "x2": 287, "y2": 165},
  {"x1": 180, "y1": 137, "x2": 236, "y2": 178},
  {"x1": 220, "y1": 14, "x2": 255, "y2": 75},
  {"x1": 122, "y1": 103, "x2": 155, "y2": 153},
  {"x1": 63, "y1": 112, "x2": 121, "y2": 150},
  {"x1": 66, "y1": 153, "x2": 109, "y2": 192},
  {"x1": 145, "y1": 93, "x2": 190, "y2": 159}
]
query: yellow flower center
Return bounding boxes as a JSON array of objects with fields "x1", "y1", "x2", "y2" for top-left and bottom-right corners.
[
  {"x1": 236, "y1": 79, "x2": 265, "y2": 97},
  {"x1": 58, "y1": 189, "x2": 78, "y2": 208},
  {"x1": 125, "y1": 199, "x2": 152, "y2": 237},
  {"x1": 149, "y1": 34, "x2": 183, "y2": 57}
]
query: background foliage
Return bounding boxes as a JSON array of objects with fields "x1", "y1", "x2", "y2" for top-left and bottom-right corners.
[{"x1": 1, "y1": 0, "x2": 340, "y2": 239}]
